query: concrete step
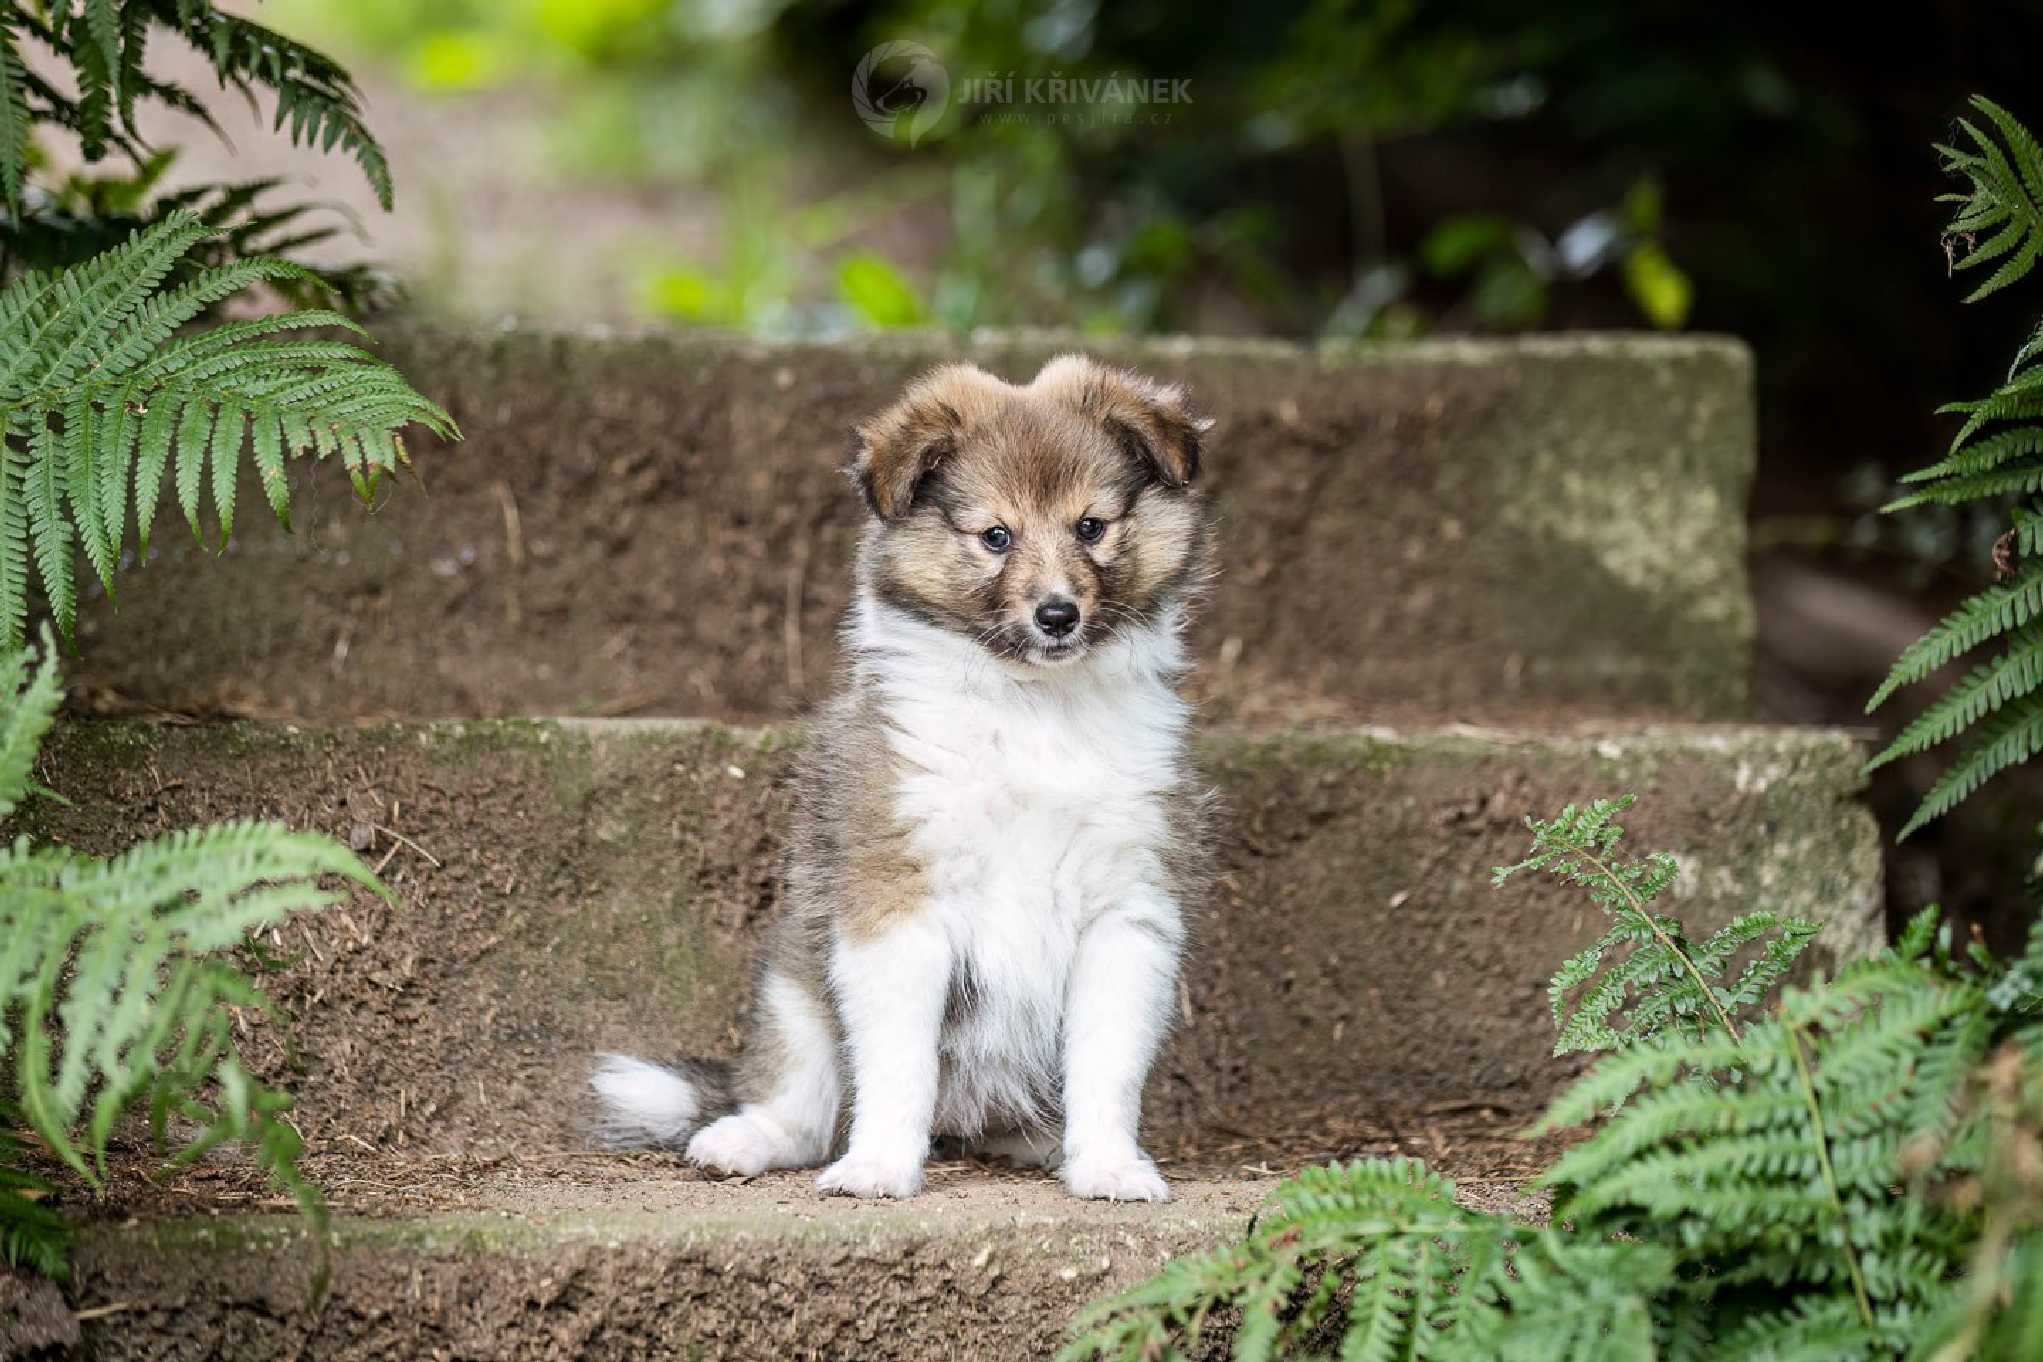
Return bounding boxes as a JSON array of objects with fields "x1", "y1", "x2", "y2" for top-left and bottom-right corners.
[
  {"x1": 27, "y1": 718, "x2": 1879, "y2": 1170},
  {"x1": 70, "y1": 328, "x2": 1756, "y2": 726},
  {"x1": 74, "y1": 1169, "x2": 1487, "y2": 1361}
]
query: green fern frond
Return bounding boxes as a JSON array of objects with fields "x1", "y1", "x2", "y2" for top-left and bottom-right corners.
[
  {"x1": 1899, "y1": 426, "x2": 2043, "y2": 484},
  {"x1": 1884, "y1": 459, "x2": 2043, "y2": 509},
  {"x1": 0, "y1": 631, "x2": 385, "y2": 1284},
  {"x1": 1878, "y1": 101, "x2": 2043, "y2": 833},
  {"x1": 0, "y1": 1128, "x2": 69, "y2": 1279},
  {"x1": 1060, "y1": 1158, "x2": 1520, "y2": 1362},
  {"x1": 156, "y1": 4, "x2": 392, "y2": 210},
  {"x1": 1710, "y1": 1300, "x2": 1880, "y2": 1362},
  {"x1": 1941, "y1": 98, "x2": 2043, "y2": 301},
  {"x1": 0, "y1": 212, "x2": 455, "y2": 641},
  {"x1": 1456, "y1": 1235, "x2": 1672, "y2": 1362},
  {"x1": 0, "y1": 625, "x2": 58, "y2": 818},
  {"x1": 0, "y1": 20, "x2": 28, "y2": 223},
  {"x1": 1496, "y1": 796, "x2": 1814, "y2": 1054},
  {"x1": 1067, "y1": 786, "x2": 2043, "y2": 1362},
  {"x1": 1869, "y1": 567, "x2": 2043, "y2": 711},
  {"x1": 1898, "y1": 703, "x2": 2043, "y2": 839},
  {"x1": 1870, "y1": 626, "x2": 2043, "y2": 770}
]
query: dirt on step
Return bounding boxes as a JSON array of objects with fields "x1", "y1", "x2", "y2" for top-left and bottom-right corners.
[
  {"x1": 21, "y1": 719, "x2": 1875, "y2": 1187},
  {"x1": 70, "y1": 329, "x2": 1754, "y2": 727}
]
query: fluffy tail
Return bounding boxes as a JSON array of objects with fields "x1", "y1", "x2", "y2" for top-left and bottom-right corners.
[{"x1": 589, "y1": 1054, "x2": 736, "y2": 1149}]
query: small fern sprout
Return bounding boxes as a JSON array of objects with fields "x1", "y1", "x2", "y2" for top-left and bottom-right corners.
[
  {"x1": 0, "y1": 212, "x2": 456, "y2": 646},
  {"x1": 1494, "y1": 794, "x2": 1819, "y2": 1053}
]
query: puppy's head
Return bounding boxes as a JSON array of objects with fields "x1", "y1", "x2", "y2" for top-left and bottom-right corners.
[{"x1": 849, "y1": 354, "x2": 1210, "y2": 669}]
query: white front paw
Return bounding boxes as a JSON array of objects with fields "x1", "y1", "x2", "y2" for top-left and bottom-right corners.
[
  {"x1": 816, "y1": 1150, "x2": 924, "y2": 1199},
  {"x1": 686, "y1": 1114, "x2": 780, "y2": 1176},
  {"x1": 1063, "y1": 1149, "x2": 1170, "y2": 1202}
]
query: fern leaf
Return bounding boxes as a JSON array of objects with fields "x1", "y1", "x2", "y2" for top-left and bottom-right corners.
[
  {"x1": 131, "y1": 394, "x2": 177, "y2": 557},
  {"x1": 1899, "y1": 703, "x2": 2043, "y2": 838},
  {"x1": 250, "y1": 408, "x2": 289, "y2": 530},
  {"x1": 0, "y1": 214, "x2": 456, "y2": 642},
  {"x1": 1899, "y1": 424, "x2": 2043, "y2": 483},
  {"x1": 1501, "y1": 800, "x2": 1807, "y2": 1056},
  {"x1": 1869, "y1": 567, "x2": 2043, "y2": 710},
  {"x1": 0, "y1": 439, "x2": 28, "y2": 649},
  {"x1": 0, "y1": 626, "x2": 58, "y2": 819},
  {"x1": 0, "y1": 1132, "x2": 70, "y2": 1280},
  {"x1": 1945, "y1": 99, "x2": 2043, "y2": 301},
  {"x1": 25, "y1": 426, "x2": 72, "y2": 638},
  {"x1": 1884, "y1": 458, "x2": 2043, "y2": 508},
  {"x1": 1062, "y1": 1158, "x2": 1514, "y2": 1362},
  {"x1": 9, "y1": 810, "x2": 379, "y2": 1181},
  {"x1": 163, "y1": 9, "x2": 393, "y2": 210},
  {"x1": 208, "y1": 399, "x2": 240, "y2": 548},
  {"x1": 173, "y1": 395, "x2": 210, "y2": 542},
  {"x1": 62, "y1": 395, "x2": 114, "y2": 595},
  {"x1": 1870, "y1": 626, "x2": 2043, "y2": 770},
  {"x1": 1711, "y1": 1300, "x2": 1879, "y2": 1362},
  {"x1": 83, "y1": 0, "x2": 123, "y2": 102},
  {"x1": 0, "y1": 20, "x2": 28, "y2": 222}
]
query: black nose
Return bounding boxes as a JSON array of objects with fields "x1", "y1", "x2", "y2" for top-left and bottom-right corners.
[{"x1": 1034, "y1": 598, "x2": 1080, "y2": 638}]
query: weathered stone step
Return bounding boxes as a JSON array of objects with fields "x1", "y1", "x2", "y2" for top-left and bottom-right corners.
[
  {"x1": 71, "y1": 328, "x2": 1755, "y2": 725},
  {"x1": 65, "y1": 1173, "x2": 1271, "y2": 1360},
  {"x1": 26, "y1": 718, "x2": 1878, "y2": 1170}
]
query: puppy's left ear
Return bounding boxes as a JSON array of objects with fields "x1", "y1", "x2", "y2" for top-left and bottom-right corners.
[{"x1": 1033, "y1": 354, "x2": 1212, "y2": 488}]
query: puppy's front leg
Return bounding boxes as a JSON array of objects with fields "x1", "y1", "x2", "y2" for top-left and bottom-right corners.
[
  {"x1": 1061, "y1": 891, "x2": 1182, "y2": 1202},
  {"x1": 817, "y1": 914, "x2": 949, "y2": 1198}
]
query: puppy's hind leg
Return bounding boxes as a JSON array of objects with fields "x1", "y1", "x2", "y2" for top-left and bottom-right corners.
[{"x1": 687, "y1": 969, "x2": 843, "y2": 1176}]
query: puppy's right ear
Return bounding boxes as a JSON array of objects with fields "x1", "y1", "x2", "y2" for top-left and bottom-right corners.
[{"x1": 847, "y1": 364, "x2": 994, "y2": 520}]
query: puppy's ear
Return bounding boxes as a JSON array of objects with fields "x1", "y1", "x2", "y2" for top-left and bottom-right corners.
[
  {"x1": 1032, "y1": 354, "x2": 1211, "y2": 488},
  {"x1": 848, "y1": 364, "x2": 998, "y2": 520}
]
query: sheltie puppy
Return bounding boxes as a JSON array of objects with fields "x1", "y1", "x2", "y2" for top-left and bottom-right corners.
[{"x1": 591, "y1": 354, "x2": 1213, "y2": 1200}]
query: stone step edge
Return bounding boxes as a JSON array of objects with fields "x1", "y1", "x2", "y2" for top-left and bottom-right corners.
[
  {"x1": 218, "y1": 714, "x2": 1872, "y2": 754},
  {"x1": 83, "y1": 1176, "x2": 1273, "y2": 1260}
]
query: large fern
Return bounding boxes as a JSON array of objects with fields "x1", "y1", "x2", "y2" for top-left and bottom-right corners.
[
  {"x1": 0, "y1": 211, "x2": 454, "y2": 645},
  {"x1": 1871, "y1": 96, "x2": 2043, "y2": 837},
  {"x1": 0, "y1": 628, "x2": 379, "y2": 1279},
  {"x1": 0, "y1": 1, "x2": 389, "y2": 227},
  {"x1": 1064, "y1": 799, "x2": 2043, "y2": 1362}
]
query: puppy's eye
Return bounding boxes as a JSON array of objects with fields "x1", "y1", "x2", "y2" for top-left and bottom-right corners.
[
  {"x1": 1075, "y1": 517, "x2": 1106, "y2": 544},
  {"x1": 980, "y1": 525, "x2": 1013, "y2": 552}
]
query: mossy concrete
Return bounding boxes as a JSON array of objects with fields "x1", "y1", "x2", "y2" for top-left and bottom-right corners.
[
  {"x1": 70, "y1": 327, "x2": 1754, "y2": 726},
  {"x1": 25, "y1": 717, "x2": 1878, "y2": 1168}
]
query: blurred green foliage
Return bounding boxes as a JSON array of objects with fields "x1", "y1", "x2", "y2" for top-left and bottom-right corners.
[{"x1": 267, "y1": 0, "x2": 1715, "y2": 338}]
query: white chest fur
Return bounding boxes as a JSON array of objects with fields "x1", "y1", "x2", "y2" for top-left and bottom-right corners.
[{"x1": 848, "y1": 601, "x2": 1189, "y2": 1132}]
